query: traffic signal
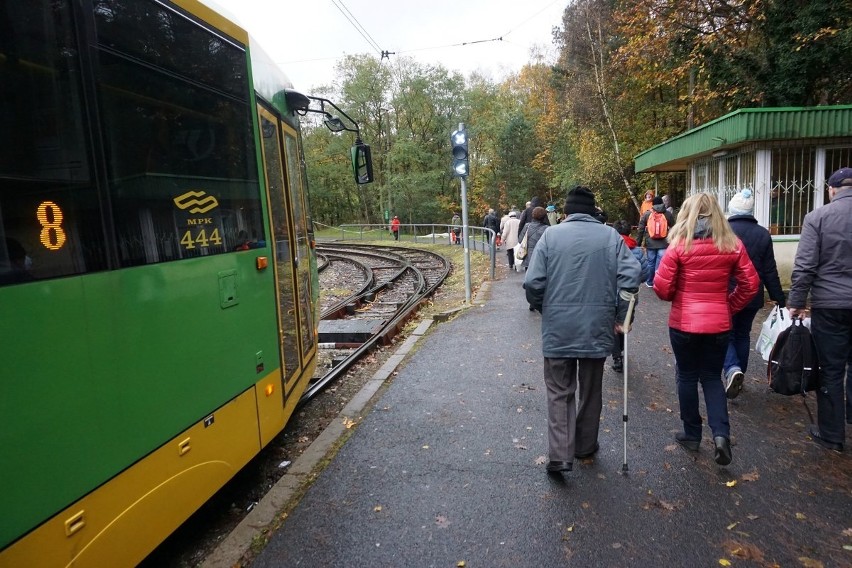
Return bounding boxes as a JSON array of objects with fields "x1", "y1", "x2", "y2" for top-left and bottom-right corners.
[{"x1": 451, "y1": 128, "x2": 469, "y2": 177}]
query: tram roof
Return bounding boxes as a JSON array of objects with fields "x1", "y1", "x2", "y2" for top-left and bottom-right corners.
[
  {"x1": 188, "y1": 0, "x2": 297, "y2": 115},
  {"x1": 181, "y1": 0, "x2": 249, "y2": 45},
  {"x1": 634, "y1": 105, "x2": 852, "y2": 173}
]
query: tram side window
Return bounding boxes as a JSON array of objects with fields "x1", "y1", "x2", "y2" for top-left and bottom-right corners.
[
  {"x1": 92, "y1": 0, "x2": 264, "y2": 266},
  {"x1": 0, "y1": 0, "x2": 107, "y2": 286}
]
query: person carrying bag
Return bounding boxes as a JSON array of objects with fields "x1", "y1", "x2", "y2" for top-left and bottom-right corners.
[
  {"x1": 755, "y1": 305, "x2": 793, "y2": 361},
  {"x1": 767, "y1": 317, "x2": 821, "y2": 423}
]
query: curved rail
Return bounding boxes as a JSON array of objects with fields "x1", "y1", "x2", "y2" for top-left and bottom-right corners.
[{"x1": 301, "y1": 244, "x2": 451, "y2": 405}]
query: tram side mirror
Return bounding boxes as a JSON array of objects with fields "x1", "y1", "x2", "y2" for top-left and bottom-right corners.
[{"x1": 351, "y1": 143, "x2": 374, "y2": 185}]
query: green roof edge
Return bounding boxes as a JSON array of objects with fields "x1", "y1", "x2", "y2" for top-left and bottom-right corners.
[{"x1": 634, "y1": 105, "x2": 852, "y2": 173}]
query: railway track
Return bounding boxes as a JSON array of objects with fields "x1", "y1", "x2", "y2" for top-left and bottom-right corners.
[{"x1": 306, "y1": 244, "x2": 451, "y2": 404}]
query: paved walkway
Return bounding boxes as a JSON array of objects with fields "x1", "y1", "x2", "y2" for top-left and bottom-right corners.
[{"x1": 223, "y1": 268, "x2": 851, "y2": 567}]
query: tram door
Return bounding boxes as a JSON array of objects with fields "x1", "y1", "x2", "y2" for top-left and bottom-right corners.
[{"x1": 258, "y1": 108, "x2": 302, "y2": 398}]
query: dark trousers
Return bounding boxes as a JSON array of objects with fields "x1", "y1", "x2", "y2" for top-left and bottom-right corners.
[
  {"x1": 506, "y1": 247, "x2": 515, "y2": 268},
  {"x1": 543, "y1": 357, "x2": 605, "y2": 462},
  {"x1": 669, "y1": 329, "x2": 730, "y2": 439},
  {"x1": 810, "y1": 308, "x2": 852, "y2": 445},
  {"x1": 723, "y1": 306, "x2": 761, "y2": 375},
  {"x1": 392, "y1": 230, "x2": 399, "y2": 241}
]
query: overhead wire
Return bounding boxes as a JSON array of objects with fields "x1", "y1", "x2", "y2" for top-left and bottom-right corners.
[
  {"x1": 329, "y1": 0, "x2": 383, "y2": 56},
  {"x1": 501, "y1": 0, "x2": 562, "y2": 38},
  {"x1": 395, "y1": 0, "x2": 562, "y2": 56},
  {"x1": 282, "y1": 0, "x2": 563, "y2": 65}
]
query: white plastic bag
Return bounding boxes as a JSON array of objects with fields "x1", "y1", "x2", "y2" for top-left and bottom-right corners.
[
  {"x1": 755, "y1": 305, "x2": 792, "y2": 361},
  {"x1": 513, "y1": 244, "x2": 525, "y2": 270}
]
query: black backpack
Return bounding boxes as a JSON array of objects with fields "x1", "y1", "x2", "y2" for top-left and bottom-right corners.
[{"x1": 767, "y1": 318, "x2": 820, "y2": 396}]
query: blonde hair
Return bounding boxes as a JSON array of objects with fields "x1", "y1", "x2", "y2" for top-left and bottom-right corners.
[{"x1": 667, "y1": 193, "x2": 738, "y2": 253}]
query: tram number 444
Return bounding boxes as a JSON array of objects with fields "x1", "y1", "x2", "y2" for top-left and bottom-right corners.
[{"x1": 180, "y1": 227, "x2": 222, "y2": 250}]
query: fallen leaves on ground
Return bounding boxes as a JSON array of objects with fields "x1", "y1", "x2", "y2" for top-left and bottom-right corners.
[
  {"x1": 741, "y1": 469, "x2": 760, "y2": 482},
  {"x1": 643, "y1": 497, "x2": 677, "y2": 511},
  {"x1": 726, "y1": 541, "x2": 765, "y2": 562}
]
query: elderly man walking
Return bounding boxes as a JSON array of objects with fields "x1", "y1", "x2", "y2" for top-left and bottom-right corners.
[
  {"x1": 524, "y1": 186, "x2": 641, "y2": 474},
  {"x1": 788, "y1": 167, "x2": 852, "y2": 452}
]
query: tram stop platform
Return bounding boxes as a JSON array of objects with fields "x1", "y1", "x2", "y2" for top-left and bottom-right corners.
[{"x1": 205, "y1": 267, "x2": 852, "y2": 568}]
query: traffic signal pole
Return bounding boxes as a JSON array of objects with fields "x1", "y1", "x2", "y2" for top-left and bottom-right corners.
[{"x1": 451, "y1": 122, "x2": 472, "y2": 303}]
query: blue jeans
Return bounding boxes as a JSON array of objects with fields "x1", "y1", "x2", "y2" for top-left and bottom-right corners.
[
  {"x1": 810, "y1": 308, "x2": 852, "y2": 445},
  {"x1": 645, "y1": 248, "x2": 666, "y2": 286},
  {"x1": 723, "y1": 306, "x2": 761, "y2": 375},
  {"x1": 669, "y1": 328, "x2": 731, "y2": 439}
]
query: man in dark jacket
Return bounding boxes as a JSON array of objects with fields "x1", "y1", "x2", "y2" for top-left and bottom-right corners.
[
  {"x1": 637, "y1": 196, "x2": 675, "y2": 287},
  {"x1": 789, "y1": 167, "x2": 852, "y2": 452},
  {"x1": 483, "y1": 208, "x2": 501, "y2": 245},
  {"x1": 518, "y1": 196, "x2": 550, "y2": 237},
  {"x1": 723, "y1": 189, "x2": 786, "y2": 399},
  {"x1": 524, "y1": 187, "x2": 640, "y2": 474}
]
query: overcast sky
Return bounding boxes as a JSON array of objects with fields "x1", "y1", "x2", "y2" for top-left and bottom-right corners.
[{"x1": 208, "y1": 0, "x2": 567, "y2": 93}]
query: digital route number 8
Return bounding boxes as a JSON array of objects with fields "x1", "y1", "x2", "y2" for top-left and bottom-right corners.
[{"x1": 37, "y1": 201, "x2": 67, "y2": 251}]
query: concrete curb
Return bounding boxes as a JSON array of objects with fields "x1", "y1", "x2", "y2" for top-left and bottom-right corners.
[{"x1": 201, "y1": 318, "x2": 437, "y2": 568}]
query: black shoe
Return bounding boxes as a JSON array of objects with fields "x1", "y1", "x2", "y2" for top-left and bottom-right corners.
[
  {"x1": 611, "y1": 356, "x2": 623, "y2": 373},
  {"x1": 575, "y1": 442, "x2": 600, "y2": 459},
  {"x1": 546, "y1": 460, "x2": 573, "y2": 473},
  {"x1": 714, "y1": 436, "x2": 732, "y2": 465},
  {"x1": 675, "y1": 432, "x2": 700, "y2": 452},
  {"x1": 808, "y1": 426, "x2": 843, "y2": 452}
]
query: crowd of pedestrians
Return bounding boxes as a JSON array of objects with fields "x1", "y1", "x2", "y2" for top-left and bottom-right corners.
[{"x1": 462, "y1": 167, "x2": 852, "y2": 475}]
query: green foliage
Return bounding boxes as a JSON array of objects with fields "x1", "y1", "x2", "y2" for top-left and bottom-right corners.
[{"x1": 298, "y1": 0, "x2": 850, "y2": 228}]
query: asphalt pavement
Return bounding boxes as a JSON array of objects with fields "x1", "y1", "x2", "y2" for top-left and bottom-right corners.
[{"x1": 249, "y1": 267, "x2": 851, "y2": 567}]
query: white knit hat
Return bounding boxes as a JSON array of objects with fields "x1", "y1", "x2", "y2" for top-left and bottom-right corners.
[{"x1": 728, "y1": 189, "x2": 754, "y2": 216}]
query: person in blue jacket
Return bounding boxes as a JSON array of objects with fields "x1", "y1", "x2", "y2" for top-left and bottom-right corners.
[{"x1": 723, "y1": 189, "x2": 785, "y2": 399}]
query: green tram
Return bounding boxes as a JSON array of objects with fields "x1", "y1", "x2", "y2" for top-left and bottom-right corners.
[{"x1": 0, "y1": 1, "x2": 371, "y2": 566}]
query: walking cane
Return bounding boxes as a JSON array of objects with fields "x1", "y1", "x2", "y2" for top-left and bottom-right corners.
[{"x1": 619, "y1": 289, "x2": 638, "y2": 473}]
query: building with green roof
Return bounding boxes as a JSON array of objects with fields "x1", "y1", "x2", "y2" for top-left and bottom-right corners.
[{"x1": 634, "y1": 105, "x2": 852, "y2": 283}]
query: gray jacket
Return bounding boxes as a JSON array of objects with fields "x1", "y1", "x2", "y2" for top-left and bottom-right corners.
[
  {"x1": 519, "y1": 220, "x2": 548, "y2": 269},
  {"x1": 789, "y1": 189, "x2": 852, "y2": 309},
  {"x1": 524, "y1": 214, "x2": 641, "y2": 358}
]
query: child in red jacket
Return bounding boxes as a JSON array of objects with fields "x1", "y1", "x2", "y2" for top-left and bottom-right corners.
[{"x1": 610, "y1": 220, "x2": 649, "y2": 371}]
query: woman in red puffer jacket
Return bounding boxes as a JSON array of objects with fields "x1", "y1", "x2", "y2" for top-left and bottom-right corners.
[{"x1": 653, "y1": 193, "x2": 759, "y2": 467}]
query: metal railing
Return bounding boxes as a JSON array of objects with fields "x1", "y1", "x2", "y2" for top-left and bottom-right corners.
[{"x1": 331, "y1": 223, "x2": 497, "y2": 279}]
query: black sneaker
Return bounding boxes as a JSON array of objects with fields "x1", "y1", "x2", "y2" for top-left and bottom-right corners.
[
  {"x1": 611, "y1": 356, "x2": 623, "y2": 373},
  {"x1": 725, "y1": 368, "x2": 744, "y2": 399}
]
